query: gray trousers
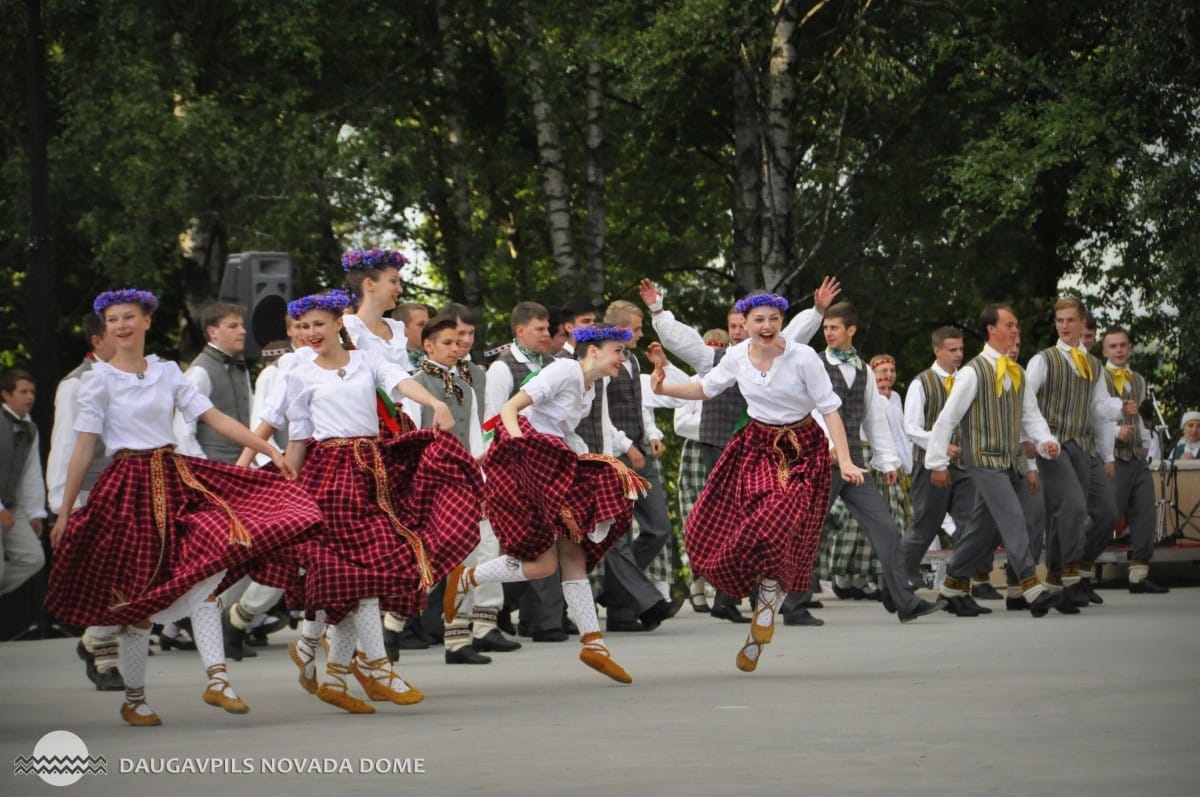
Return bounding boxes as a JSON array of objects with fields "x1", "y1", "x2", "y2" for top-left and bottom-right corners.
[
  {"x1": 900, "y1": 464, "x2": 976, "y2": 578},
  {"x1": 0, "y1": 511, "x2": 45, "y2": 596},
  {"x1": 1113, "y1": 456, "x2": 1156, "y2": 563},
  {"x1": 1042, "y1": 441, "x2": 1119, "y2": 573},
  {"x1": 786, "y1": 466, "x2": 921, "y2": 615},
  {"x1": 1004, "y1": 474, "x2": 1046, "y2": 582},
  {"x1": 604, "y1": 453, "x2": 672, "y2": 622},
  {"x1": 948, "y1": 468, "x2": 1038, "y2": 583}
]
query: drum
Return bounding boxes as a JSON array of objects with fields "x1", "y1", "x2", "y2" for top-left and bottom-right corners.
[{"x1": 1151, "y1": 458, "x2": 1200, "y2": 539}]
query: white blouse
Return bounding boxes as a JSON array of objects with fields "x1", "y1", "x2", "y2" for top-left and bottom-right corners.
[
  {"x1": 284, "y1": 349, "x2": 411, "y2": 442},
  {"x1": 699, "y1": 340, "x2": 840, "y2": 425},
  {"x1": 258, "y1": 348, "x2": 317, "y2": 431},
  {"x1": 75, "y1": 356, "x2": 213, "y2": 455},
  {"x1": 520, "y1": 358, "x2": 596, "y2": 455}
]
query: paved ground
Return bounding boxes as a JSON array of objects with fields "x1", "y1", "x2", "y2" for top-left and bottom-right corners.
[{"x1": 2, "y1": 586, "x2": 1198, "y2": 797}]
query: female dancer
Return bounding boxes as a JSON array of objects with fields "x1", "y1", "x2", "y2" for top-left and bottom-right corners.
[
  {"x1": 281, "y1": 290, "x2": 484, "y2": 713},
  {"x1": 443, "y1": 324, "x2": 648, "y2": 684},
  {"x1": 650, "y1": 293, "x2": 865, "y2": 672},
  {"x1": 47, "y1": 289, "x2": 322, "y2": 726}
]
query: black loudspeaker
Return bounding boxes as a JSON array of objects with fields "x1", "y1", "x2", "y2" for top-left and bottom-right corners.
[{"x1": 219, "y1": 251, "x2": 293, "y2": 360}]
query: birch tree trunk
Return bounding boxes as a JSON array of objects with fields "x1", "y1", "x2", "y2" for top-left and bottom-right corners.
[
  {"x1": 524, "y1": 4, "x2": 578, "y2": 286},
  {"x1": 760, "y1": 0, "x2": 800, "y2": 293},
  {"x1": 584, "y1": 56, "x2": 606, "y2": 306}
]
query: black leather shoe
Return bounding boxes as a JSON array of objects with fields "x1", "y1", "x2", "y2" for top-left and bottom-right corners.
[
  {"x1": 160, "y1": 631, "x2": 198, "y2": 652},
  {"x1": 445, "y1": 645, "x2": 492, "y2": 664},
  {"x1": 880, "y1": 589, "x2": 897, "y2": 614},
  {"x1": 1065, "y1": 583, "x2": 1092, "y2": 608},
  {"x1": 1129, "y1": 579, "x2": 1169, "y2": 594},
  {"x1": 861, "y1": 587, "x2": 883, "y2": 602},
  {"x1": 94, "y1": 667, "x2": 125, "y2": 691},
  {"x1": 970, "y1": 582, "x2": 1004, "y2": 601},
  {"x1": 639, "y1": 600, "x2": 672, "y2": 632},
  {"x1": 383, "y1": 629, "x2": 401, "y2": 662},
  {"x1": 76, "y1": 640, "x2": 91, "y2": 662},
  {"x1": 710, "y1": 604, "x2": 752, "y2": 623},
  {"x1": 1079, "y1": 580, "x2": 1104, "y2": 604},
  {"x1": 531, "y1": 629, "x2": 568, "y2": 642},
  {"x1": 563, "y1": 617, "x2": 579, "y2": 636},
  {"x1": 394, "y1": 630, "x2": 431, "y2": 650},
  {"x1": 831, "y1": 583, "x2": 854, "y2": 599},
  {"x1": 898, "y1": 597, "x2": 947, "y2": 623},
  {"x1": 782, "y1": 608, "x2": 825, "y2": 627},
  {"x1": 220, "y1": 611, "x2": 251, "y2": 660},
  {"x1": 516, "y1": 622, "x2": 531, "y2": 638},
  {"x1": 1056, "y1": 590, "x2": 1081, "y2": 614},
  {"x1": 942, "y1": 595, "x2": 981, "y2": 617},
  {"x1": 804, "y1": 599, "x2": 824, "y2": 610},
  {"x1": 605, "y1": 618, "x2": 647, "y2": 632},
  {"x1": 1006, "y1": 595, "x2": 1029, "y2": 611},
  {"x1": 1028, "y1": 591, "x2": 1058, "y2": 617},
  {"x1": 961, "y1": 595, "x2": 992, "y2": 614},
  {"x1": 473, "y1": 628, "x2": 522, "y2": 652}
]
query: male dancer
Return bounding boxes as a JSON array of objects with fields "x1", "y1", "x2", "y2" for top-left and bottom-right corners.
[{"x1": 1100, "y1": 326, "x2": 1169, "y2": 594}]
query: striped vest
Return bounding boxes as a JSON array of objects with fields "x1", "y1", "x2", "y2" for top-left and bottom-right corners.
[
  {"x1": 1103, "y1": 366, "x2": 1146, "y2": 462},
  {"x1": 698, "y1": 347, "x2": 747, "y2": 448},
  {"x1": 913, "y1": 368, "x2": 963, "y2": 469},
  {"x1": 823, "y1": 359, "x2": 868, "y2": 468},
  {"x1": 961, "y1": 354, "x2": 1023, "y2": 470},
  {"x1": 1035, "y1": 346, "x2": 1103, "y2": 455}
]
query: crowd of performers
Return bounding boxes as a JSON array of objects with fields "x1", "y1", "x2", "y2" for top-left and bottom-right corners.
[{"x1": 38, "y1": 248, "x2": 1175, "y2": 726}]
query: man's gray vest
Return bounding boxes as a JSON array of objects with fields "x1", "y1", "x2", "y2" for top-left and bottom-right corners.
[
  {"x1": 412, "y1": 367, "x2": 475, "y2": 451},
  {"x1": 823, "y1": 358, "x2": 868, "y2": 468},
  {"x1": 0, "y1": 409, "x2": 34, "y2": 509},
  {"x1": 499, "y1": 350, "x2": 535, "y2": 397},
  {"x1": 698, "y1": 347, "x2": 747, "y2": 448},
  {"x1": 461, "y1": 361, "x2": 486, "y2": 423},
  {"x1": 606, "y1": 357, "x2": 646, "y2": 450},
  {"x1": 64, "y1": 358, "x2": 111, "y2": 493},
  {"x1": 189, "y1": 345, "x2": 251, "y2": 464}
]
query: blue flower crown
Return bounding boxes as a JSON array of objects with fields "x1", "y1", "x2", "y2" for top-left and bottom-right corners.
[
  {"x1": 733, "y1": 293, "x2": 789, "y2": 316},
  {"x1": 287, "y1": 289, "x2": 353, "y2": 319},
  {"x1": 573, "y1": 325, "x2": 633, "y2": 344},
  {"x1": 341, "y1": 247, "x2": 410, "y2": 272},
  {"x1": 94, "y1": 289, "x2": 158, "y2": 315}
]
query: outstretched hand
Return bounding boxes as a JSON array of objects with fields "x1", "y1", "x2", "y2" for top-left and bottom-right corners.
[
  {"x1": 813, "y1": 276, "x2": 842, "y2": 314},
  {"x1": 638, "y1": 279, "x2": 663, "y2": 311}
]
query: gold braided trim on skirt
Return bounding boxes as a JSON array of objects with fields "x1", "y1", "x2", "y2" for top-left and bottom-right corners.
[
  {"x1": 318, "y1": 437, "x2": 434, "y2": 589},
  {"x1": 108, "y1": 447, "x2": 251, "y2": 610},
  {"x1": 748, "y1": 416, "x2": 816, "y2": 488},
  {"x1": 577, "y1": 453, "x2": 652, "y2": 499}
]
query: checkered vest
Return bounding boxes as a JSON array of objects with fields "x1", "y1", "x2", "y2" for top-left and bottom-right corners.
[
  {"x1": 823, "y1": 359, "x2": 868, "y2": 468},
  {"x1": 913, "y1": 369, "x2": 963, "y2": 469},
  {"x1": 961, "y1": 354, "x2": 1023, "y2": 470},
  {"x1": 698, "y1": 347, "x2": 747, "y2": 448},
  {"x1": 606, "y1": 356, "x2": 646, "y2": 449},
  {"x1": 499, "y1": 351, "x2": 535, "y2": 398},
  {"x1": 411, "y1": 367, "x2": 475, "y2": 451},
  {"x1": 189, "y1": 346, "x2": 251, "y2": 463},
  {"x1": 1035, "y1": 346, "x2": 1103, "y2": 455},
  {"x1": 1103, "y1": 366, "x2": 1146, "y2": 462}
]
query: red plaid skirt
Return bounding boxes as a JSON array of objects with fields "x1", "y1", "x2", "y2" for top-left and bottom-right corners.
[
  {"x1": 299, "y1": 430, "x2": 484, "y2": 623},
  {"x1": 483, "y1": 418, "x2": 634, "y2": 571},
  {"x1": 683, "y1": 418, "x2": 831, "y2": 597},
  {"x1": 45, "y1": 449, "x2": 322, "y2": 628}
]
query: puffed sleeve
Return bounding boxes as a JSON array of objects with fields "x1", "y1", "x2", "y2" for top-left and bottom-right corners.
[{"x1": 73, "y1": 369, "x2": 108, "y2": 435}]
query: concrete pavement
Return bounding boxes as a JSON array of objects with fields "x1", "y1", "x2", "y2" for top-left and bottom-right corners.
[{"x1": 2, "y1": 586, "x2": 1198, "y2": 797}]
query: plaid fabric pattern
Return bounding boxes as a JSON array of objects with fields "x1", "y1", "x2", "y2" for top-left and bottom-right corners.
[
  {"x1": 684, "y1": 418, "x2": 832, "y2": 597},
  {"x1": 817, "y1": 497, "x2": 883, "y2": 578},
  {"x1": 300, "y1": 431, "x2": 484, "y2": 623},
  {"x1": 483, "y1": 417, "x2": 634, "y2": 571},
  {"x1": 675, "y1": 439, "x2": 707, "y2": 576},
  {"x1": 46, "y1": 450, "x2": 322, "y2": 628}
]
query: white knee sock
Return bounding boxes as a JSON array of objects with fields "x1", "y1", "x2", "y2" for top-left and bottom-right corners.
[
  {"x1": 561, "y1": 579, "x2": 600, "y2": 638},
  {"x1": 326, "y1": 613, "x2": 358, "y2": 668},
  {"x1": 119, "y1": 625, "x2": 151, "y2": 692},
  {"x1": 755, "y1": 579, "x2": 784, "y2": 628},
  {"x1": 352, "y1": 599, "x2": 388, "y2": 661},
  {"x1": 471, "y1": 555, "x2": 530, "y2": 584},
  {"x1": 192, "y1": 601, "x2": 226, "y2": 672}
]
